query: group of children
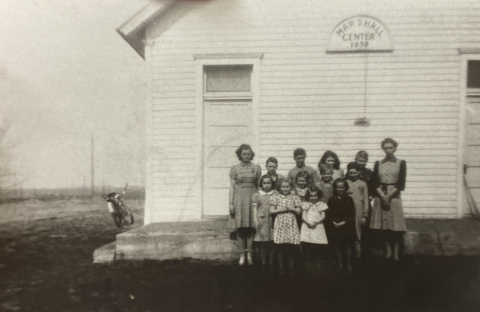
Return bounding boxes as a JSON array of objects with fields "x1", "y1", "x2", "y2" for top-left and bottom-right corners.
[{"x1": 250, "y1": 148, "x2": 373, "y2": 274}]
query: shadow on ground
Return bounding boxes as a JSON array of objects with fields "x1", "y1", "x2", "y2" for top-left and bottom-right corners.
[{"x1": 0, "y1": 200, "x2": 479, "y2": 312}]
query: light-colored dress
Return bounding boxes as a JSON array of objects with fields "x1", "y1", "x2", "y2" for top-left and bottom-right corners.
[
  {"x1": 229, "y1": 162, "x2": 262, "y2": 229},
  {"x1": 300, "y1": 201, "x2": 328, "y2": 244},
  {"x1": 252, "y1": 190, "x2": 276, "y2": 242},
  {"x1": 294, "y1": 186, "x2": 308, "y2": 201},
  {"x1": 370, "y1": 157, "x2": 407, "y2": 232},
  {"x1": 347, "y1": 179, "x2": 369, "y2": 240},
  {"x1": 271, "y1": 193, "x2": 301, "y2": 245},
  {"x1": 317, "y1": 180, "x2": 334, "y2": 204},
  {"x1": 332, "y1": 169, "x2": 344, "y2": 181},
  {"x1": 287, "y1": 166, "x2": 320, "y2": 186}
]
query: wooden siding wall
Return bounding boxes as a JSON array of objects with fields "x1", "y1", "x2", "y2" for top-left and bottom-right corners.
[{"x1": 145, "y1": 0, "x2": 480, "y2": 222}]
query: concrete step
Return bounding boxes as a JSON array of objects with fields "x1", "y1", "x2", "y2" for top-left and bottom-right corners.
[
  {"x1": 93, "y1": 241, "x2": 116, "y2": 263},
  {"x1": 115, "y1": 219, "x2": 237, "y2": 261},
  {"x1": 404, "y1": 218, "x2": 480, "y2": 256}
]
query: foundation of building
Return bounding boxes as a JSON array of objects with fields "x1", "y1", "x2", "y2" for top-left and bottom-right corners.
[{"x1": 93, "y1": 218, "x2": 480, "y2": 263}]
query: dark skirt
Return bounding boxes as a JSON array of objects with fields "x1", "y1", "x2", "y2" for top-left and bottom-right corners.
[{"x1": 325, "y1": 226, "x2": 355, "y2": 247}]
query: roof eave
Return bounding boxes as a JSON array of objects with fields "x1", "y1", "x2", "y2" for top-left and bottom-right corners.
[{"x1": 117, "y1": 0, "x2": 176, "y2": 59}]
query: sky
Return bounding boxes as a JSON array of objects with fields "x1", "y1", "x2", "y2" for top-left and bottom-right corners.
[{"x1": 0, "y1": 0, "x2": 150, "y2": 189}]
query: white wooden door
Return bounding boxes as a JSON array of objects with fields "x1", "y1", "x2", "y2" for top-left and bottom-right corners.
[
  {"x1": 463, "y1": 95, "x2": 480, "y2": 215},
  {"x1": 203, "y1": 99, "x2": 254, "y2": 216}
]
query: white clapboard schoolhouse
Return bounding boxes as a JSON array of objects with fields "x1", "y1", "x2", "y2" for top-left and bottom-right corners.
[{"x1": 118, "y1": 0, "x2": 480, "y2": 225}]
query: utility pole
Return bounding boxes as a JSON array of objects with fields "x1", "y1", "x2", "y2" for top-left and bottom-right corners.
[{"x1": 91, "y1": 134, "x2": 94, "y2": 198}]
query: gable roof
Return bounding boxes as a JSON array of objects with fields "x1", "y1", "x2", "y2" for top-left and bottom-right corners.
[{"x1": 117, "y1": 0, "x2": 176, "y2": 59}]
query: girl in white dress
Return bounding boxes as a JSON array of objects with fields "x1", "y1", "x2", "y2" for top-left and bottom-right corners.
[{"x1": 301, "y1": 185, "x2": 329, "y2": 264}]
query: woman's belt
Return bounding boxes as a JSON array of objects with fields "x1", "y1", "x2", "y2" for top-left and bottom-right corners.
[
  {"x1": 379, "y1": 182, "x2": 397, "y2": 186},
  {"x1": 237, "y1": 183, "x2": 254, "y2": 188}
]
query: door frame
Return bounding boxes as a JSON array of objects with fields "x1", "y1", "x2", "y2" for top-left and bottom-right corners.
[
  {"x1": 458, "y1": 52, "x2": 480, "y2": 217},
  {"x1": 194, "y1": 54, "x2": 262, "y2": 219}
]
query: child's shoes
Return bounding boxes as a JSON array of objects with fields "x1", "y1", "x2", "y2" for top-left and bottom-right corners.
[
  {"x1": 247, "y1": 252, "x2": 254, "y2": 265},
  {"x1": 239, "y1": 254, "x2": 245, "y2": 266}
]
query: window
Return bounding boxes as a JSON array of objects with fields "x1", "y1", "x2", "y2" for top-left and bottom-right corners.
[
  {"x1": 203, "y1": 65, "x2": 253, "y2": 99},
  {"x1": 467, "y1": 60, "x2": 480, "y2": 89}
]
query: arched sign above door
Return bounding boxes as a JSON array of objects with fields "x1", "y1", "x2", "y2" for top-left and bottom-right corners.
[{"x1": 327, "y1": 15, "x2": 393, "y2": 53}]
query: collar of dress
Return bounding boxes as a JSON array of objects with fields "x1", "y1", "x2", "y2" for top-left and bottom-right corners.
[
  {"x1": 381, "y1": 156, "x2": 397, "y2": 164},
  {"x1": 240, "y1": 162, "x2": 252, "y2": 167},
  {"x1": 306, "y1": 201, "x2": 327, "y2": 210},
  {"x1": 259, "y1": 190, "x2": 274, "y2": 195},
  {"x1": 296, "y1": 187, "x2": 307, "y2": 195}
]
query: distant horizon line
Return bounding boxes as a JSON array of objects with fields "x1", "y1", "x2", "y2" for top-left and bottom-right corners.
[{"x1": 1, "y1": 185, "x2": 146, "y2": 191}]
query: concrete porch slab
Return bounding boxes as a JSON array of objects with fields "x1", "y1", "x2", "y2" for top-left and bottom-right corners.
[
  {"x1": 404, "y1": 218, "x2": 480, "y2": 256},
  {"x1": 93, "y1": 241, "x2": 116, "y2": 263},
  {"x1": 115, "y1": 219, "x2": 237, "y2": 261},
  {"x1": 93, "y1": 218, "x2": 480, "y2": 263}
]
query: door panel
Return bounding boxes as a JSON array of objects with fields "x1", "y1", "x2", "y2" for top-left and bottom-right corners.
[
  {"x1": 466, "y1": 125, "x2": 480, "y2": 145},
  {"x1": 463, "y1": 96, "x2": 480, "y2": 215},
  {"x1": 204, "y1": 167, "x2": 231, "y2": 188},
  {"x1": 465, "y1": 167, "x2": 480, "y2": 188},
  {"x1": 203, "y1": 100, "x2": 253, "y2": 216},
  {"x1": 465, "y1": 145, "x2": 480, "y2": 166}
]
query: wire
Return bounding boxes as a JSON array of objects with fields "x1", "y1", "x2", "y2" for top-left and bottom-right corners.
[{"x1": 364, "y1": 52, "x2": 368, "y2": 119}]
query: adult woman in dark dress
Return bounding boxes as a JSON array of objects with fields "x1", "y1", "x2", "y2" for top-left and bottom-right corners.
[
  {"x1": 370, "y1": 138, "x2": 407, "y2": 261},
  {"x1": 229, "y1": 144, "x2": 262, "y2": 266}
]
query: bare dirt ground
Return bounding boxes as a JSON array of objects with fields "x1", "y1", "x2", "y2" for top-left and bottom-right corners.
[{"x1": 0, "y1": 199, "x2": 479, "y2": 312}]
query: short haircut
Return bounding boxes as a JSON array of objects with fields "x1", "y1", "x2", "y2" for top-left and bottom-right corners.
[
  {"x1": 347, "y1": 162, "x2": 362, "y2": 172},
  {"x1": 319, "y1": 150, "x2": 340, "y2": 170},
  {"x1": 305, "y1": 185, "x2": 323, "y2": 202},
  {"x1": 235, "y1": 144, "x2": 255, "y2": 161},
  {"x1": 293, "y1": 148, "x2": 306, "y2": 158},
  {"x1": 332, "y1": 178, "x2": 349, "y2": 195},
  {"x1": 295, "y1": 170, "x2": 311, "y2": 184},
  {"x1": 259, "y1": 174, "x2": 273, "y2": 189},
  {"x1": 265, "y1": 157, "x2": 278, "y2": 166},
  {"x1": 279, "y1": 180, "x2": 291, "y2": 189},
  {"x1": 381, "y1": 138, "x2": 398, "y2": 149},
  {"x1": 319, "y1": 164, "x2": 334, "y2": 175},
  {"x1": 355, "y1": 150, "x2": 369, "y2": 161}
]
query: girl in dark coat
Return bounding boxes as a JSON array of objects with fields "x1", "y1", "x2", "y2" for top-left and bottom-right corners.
[{"x1": 326, "y1": 178, "x2": 356, "y2": 272}]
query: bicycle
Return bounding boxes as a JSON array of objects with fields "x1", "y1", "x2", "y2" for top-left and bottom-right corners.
[{"x1": 102, "y1": 184, "x2": 134, "y2": 227}]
